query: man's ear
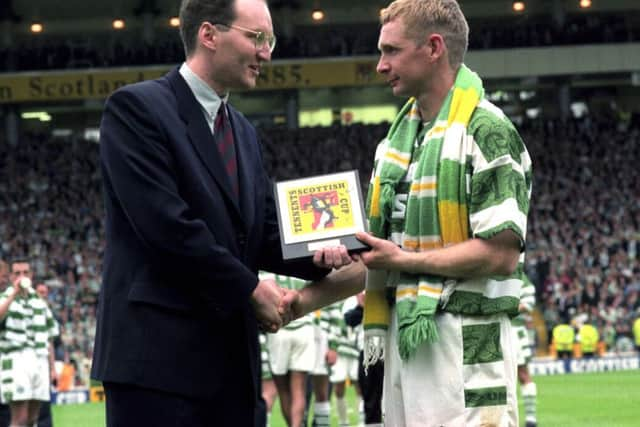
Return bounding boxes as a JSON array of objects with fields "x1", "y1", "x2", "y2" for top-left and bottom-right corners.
[
  {"x1": 426, "y1": 33, "x2": 446, "y2": 62},
  {"x1": 198, "y1": 21, "x2": 218, "y2": 51}
]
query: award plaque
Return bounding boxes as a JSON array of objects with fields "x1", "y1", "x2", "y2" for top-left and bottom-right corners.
[{"x1": 274, "y1": 170, "x2": 369, "y2": 260}]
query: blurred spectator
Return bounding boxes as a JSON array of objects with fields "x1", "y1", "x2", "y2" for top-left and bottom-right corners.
[{"x1": 56, "y1": 353, "x2": 76, "y2": 392}]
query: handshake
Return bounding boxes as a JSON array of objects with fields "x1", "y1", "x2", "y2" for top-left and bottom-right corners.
[
  {"x1": 250, "y1": 278, "x2": 305, "y2": 333},
  {"x1": 250, "y1": 245, "x2": 363, "y2": 333}
]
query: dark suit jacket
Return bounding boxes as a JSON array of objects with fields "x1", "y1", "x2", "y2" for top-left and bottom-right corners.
[{"x1": 92, "y1": 67, "x2": 327, "y2": 414}]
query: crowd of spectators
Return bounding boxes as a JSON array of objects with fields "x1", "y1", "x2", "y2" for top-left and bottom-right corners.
[
  {"x1": 0, "y1": 114, "x2": 638, "y2": 387},
  {"x1": 0, "y1": 136, "x2": 102, "y2": 387},
  {"x1": 467, "y1": 12, "x2": 637, "y2": 50},
  {"x1": 1, "y1": 12, "x2": 638, "y2": 72},
  {"x1": 523, "y1": 117, "x2": 640, "y2": 353},
  {"x1": 259, "y1": 122, "x2": 387, "y2": 186}
]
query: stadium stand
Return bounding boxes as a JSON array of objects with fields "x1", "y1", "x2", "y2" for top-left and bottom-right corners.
[{"x1": 2, "y1": 12, "x2": 639, "y2": 71}]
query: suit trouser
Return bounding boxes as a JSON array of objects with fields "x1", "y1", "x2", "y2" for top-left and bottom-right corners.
[
  {"x1": 357, "y1": 350, "x2": 384, "y2": 423},
  {"x1": 105, "y1": 381, "x2": 257, "y2": 427},
  {"x1": 0, "y1": 402, "x2": 8, "y2": 427}
]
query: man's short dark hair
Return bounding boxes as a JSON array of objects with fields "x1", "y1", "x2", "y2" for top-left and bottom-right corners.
[
  {"x1": 179, "y1": 0, "x2": 236, "y2": 58},
  {"x1": 9, "y1": 257, "x2": 30, "y2": 269}
]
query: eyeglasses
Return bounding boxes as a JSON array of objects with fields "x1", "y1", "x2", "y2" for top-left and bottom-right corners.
[{"x1": 215, "y1": 23, "x2": 276, "y2": 53}]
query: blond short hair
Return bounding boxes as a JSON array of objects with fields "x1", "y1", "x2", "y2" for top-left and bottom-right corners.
[{"x1": 381, "y1": 0, "x2": 469, "y2": 70}]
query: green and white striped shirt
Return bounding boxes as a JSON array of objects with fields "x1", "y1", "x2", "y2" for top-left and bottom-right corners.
[
  {"x1": 328, "y1": 299, "x2": 360, "y2": 359},
  {"x1": 384, "y1": 99, "x2": 532, "y2": 316},
  {"x1": 314, "y1": 302, "x2": 341, "y2": 350},
  {"x1": 512, "y1": 275, "x2": 536, "y2": 327},
  {"x1": 0, "y1": 288, "x2": 60, "y2": 357}
]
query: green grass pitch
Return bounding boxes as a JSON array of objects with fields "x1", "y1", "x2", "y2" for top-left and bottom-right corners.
[{"x1": 52, "y1": 370, "x2": 640, "y2": 426}]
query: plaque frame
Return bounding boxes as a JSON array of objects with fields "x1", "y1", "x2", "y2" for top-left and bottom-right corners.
[{"x1": 274, "y1": 170, "x2": 369, "y2": 260}]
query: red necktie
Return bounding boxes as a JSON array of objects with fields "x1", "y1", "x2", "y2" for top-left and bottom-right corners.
[{"x1": 214, "y1": 106, "x2": 238, "y2": 198}]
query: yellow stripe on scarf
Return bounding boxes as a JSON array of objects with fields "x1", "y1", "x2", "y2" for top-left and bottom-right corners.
[
  {"x1": 448, "y1": 87, "x2": 480, "y2": 126},
  {"x1": 410, "y1": 181, "x2": 436, "y2": 192},
  {"x1": 396, "y1": 284, "x2": 443, "y2": 300},
  {"x1": 408, "y1": 102, "x2": 421, "y2": 119},
  {"x1": 369, "y1": 176, "x2": 381, "y2": 217},
  {"x1": 438, "y1": 200, "x2": 468, "y2": 244},
  {"x1": 385, "y1": 151, "x2": 411, "y2": 167},
  {"x1": 418, "y1": 283, "x2": 443, "y2": 296},
  {"x1": 427, "y1": 125, "x2": 447, "y2": 139},
  {"x1": 363, "y1": 289, "x2": 389, "y2": 326},
  {"x1": 396, "y1": 287, "x2": 416, "y2": 299},
  {"x1": 437, "y1": 85, "x2": 477, "y2": 246}
]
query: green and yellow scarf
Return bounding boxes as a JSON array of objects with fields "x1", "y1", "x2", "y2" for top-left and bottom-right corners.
[{"x1": 363, "y1": 65, "x2": 484, "y2": 364}]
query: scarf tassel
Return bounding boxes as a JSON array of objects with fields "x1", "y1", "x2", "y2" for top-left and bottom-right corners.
[
  {"x1": 397, "y1": 315, "x2": 439, "y2": 360},
  {"x1": 363, "y1": 335, "x2": 385, "y2": 373}
]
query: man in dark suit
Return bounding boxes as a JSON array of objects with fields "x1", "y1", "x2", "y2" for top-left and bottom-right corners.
[{"x1": 91, "y1": 0, "x2": 354, "y2": 426}]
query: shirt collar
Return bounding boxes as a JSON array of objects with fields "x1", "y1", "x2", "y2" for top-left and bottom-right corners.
[{"x1": 179, "y1": 63, "x2": 230, "y2": 121}]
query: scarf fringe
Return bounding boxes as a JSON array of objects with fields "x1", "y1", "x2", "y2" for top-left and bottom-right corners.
[
  {"x1": 439, "y1": 279, "x2": 458, "y2": 310},
  {"x1": 398, "y1": 315, "x2": 439, "y2": 360},
  {"x1": 363, "y1": 334, "x2": 385, "y2": 372}
]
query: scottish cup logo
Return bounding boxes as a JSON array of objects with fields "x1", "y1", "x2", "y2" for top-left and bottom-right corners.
[
  {"x1": 300, "y1": 192, "x2": 339, "y2": 230},
  {"x1": 275, "y1": 171, "x2": 368, "y2": 260},
  {"x1": 286, "y1": 180, "x2": 354, "y2": 236}
]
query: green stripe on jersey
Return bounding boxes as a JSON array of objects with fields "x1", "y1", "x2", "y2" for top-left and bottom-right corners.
[
  {"x1": 443, "y1": 291, "x2": 519, "y2": 316},
  {"x1": 0, "y1": 288, "x2": 59, "y2": 356},
  {"x1": 462, "y1": 322, "x2": 502, "y2": 365},
  {"x1": 464, "y1": 386, "x2": 507, "y2": 408}
]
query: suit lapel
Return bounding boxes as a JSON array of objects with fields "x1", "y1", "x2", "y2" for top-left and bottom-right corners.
[
  {"x1": 166, "y1": 68, "x2": 244, "y2": 221},
  {"x1": 227, "y1": 108, "x2": 256, "y2": 230}
]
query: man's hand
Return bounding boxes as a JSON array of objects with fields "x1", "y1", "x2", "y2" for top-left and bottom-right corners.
[
  {"x1": 313, "y1": 245, "x2": 353, "y2": 270},
  {"x1": 355, "y1": 231, "x2": 402, "y2": 270},
  {"x1": 251, "y1": 279, "x2": 284, "y2": 333},
  {"x1": 50, "y1": 367, "x2": 58, "y2": 385},
  {"x1": 325, "y1": 349, "x2": 337, "y2": 366},
  {"x1": 278, "y1": 288, "x2": 303, "y2": 327},
  {"x1": 277, "y1": 261, "x2": 366, "y2": 324},
  {"x1": 10, "y1": 276, "x2": 22, "y2": 296},
  {"x1": 356, "y1": 291, "x2": 365, "y2": 307},
  {"x1": 0, "y1": 277, "x2": 24, "y2": 324}
]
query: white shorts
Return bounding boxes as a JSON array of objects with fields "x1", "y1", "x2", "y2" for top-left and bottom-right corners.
[
  {"x1": 383, "y1": 310, "x2": 518, "y2": 427},
  {"x1": 311, "y1": 325, "x2": 329, "y2": 376},
  {"x1": 0, "y1": 348, "x2": 51, "y2": 403},
  {"x1": 259, "y1": 333, "x2": 272, "y2": 381},
  {"x1": 512, "y1": 324, "x2": 533, "y2": 367},
  {"x1": 329, "y1": 354, "x2": 358, "y2": 384},
  {"x1": 267, "y1": 324, "x2": 316, "y2": 376}
]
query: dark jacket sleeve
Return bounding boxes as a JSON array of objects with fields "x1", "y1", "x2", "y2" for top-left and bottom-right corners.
[{"x1": 344, "y1": 304, "x2": 363, "y2": 327}]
